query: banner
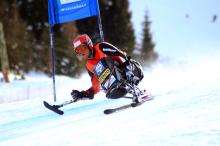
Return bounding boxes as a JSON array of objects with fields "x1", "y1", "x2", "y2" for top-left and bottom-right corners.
[{"x1": 48, "y1": 0, "x2": 99, "y2": 25}]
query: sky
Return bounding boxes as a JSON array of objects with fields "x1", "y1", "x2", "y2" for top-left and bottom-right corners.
[{"x1": 129, "y1": 0, "x2": 220, "y2": 58}]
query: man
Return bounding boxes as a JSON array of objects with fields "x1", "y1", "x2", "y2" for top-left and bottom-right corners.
[{"x1": 71, "y1": 34, "x2": 144, "y2": 103}]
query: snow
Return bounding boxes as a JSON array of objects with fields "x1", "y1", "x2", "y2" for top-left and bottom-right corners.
[
  {"x1": 1, "y1": 51, "x2": 220, "y2": 146},
  {"x1": 1, "y1": 1, "x2": 220, "y2": 146}
]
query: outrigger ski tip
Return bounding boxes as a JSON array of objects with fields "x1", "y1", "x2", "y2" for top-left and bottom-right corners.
[
  {"x1": 43, "y1": 99, "x2": 76, "y2": 115},
  {"x1": 43, "y1": 101, "x2": 64, "y2": 115}
]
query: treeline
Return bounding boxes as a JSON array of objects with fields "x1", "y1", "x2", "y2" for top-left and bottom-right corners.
[{"x1": 0, "y1": 0, "x2": 157, "y2": 79}]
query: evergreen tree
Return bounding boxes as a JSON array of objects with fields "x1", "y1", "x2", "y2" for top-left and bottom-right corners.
[
  {"x1": 0, "y1": 0, "x2": 34, "y2": 78},
  {"x1": 11, "y1": 0, "x2": 81, "y2": 77},
  {"x1": 0, "y1": 0, "x2": 137, "y2": 78},
  {"x1": 140, "y1": 11, "x2": 157, "y2": 64},
  {"x1": 18, "y1": 0, "x2": 50, "y2": 72},
  {"x1": 53, "y1": 23, "x2": 83, "y2": 77},
  {"x1": 100, "y1": 0, "x2": 135, "y2": 55}
]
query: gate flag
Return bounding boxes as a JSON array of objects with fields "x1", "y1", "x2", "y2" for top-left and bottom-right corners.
[{"x1": 48, "y1": 0, "x2": 99, "y2": 25}]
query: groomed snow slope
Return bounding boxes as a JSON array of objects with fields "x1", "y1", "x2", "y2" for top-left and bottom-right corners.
[{"x1": 1, "y1": 52, "x2": 220, "y2": 146}]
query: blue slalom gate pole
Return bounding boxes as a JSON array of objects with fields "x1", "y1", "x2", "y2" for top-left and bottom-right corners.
[
  {"x1": 49, "y1": 25, "x2": 57, "y2": 102},
  {"x1": 96, "y1": 0, "x2": 104, "y2": 42}
]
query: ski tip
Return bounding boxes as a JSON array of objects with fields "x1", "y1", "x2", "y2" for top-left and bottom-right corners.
[
  {"x1": 104, "y1": 109, "x2": 114, "y2": 115},
  {"x1": 58, "y1": 111, "x2": 64, "y2": 115},
  {"x1": 43, "y1": 101, "x2": 48, "y2": 106}
]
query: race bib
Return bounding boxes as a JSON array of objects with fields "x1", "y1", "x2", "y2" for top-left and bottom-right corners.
[{"x1": 94, "y1": 61, "x2": 110, "y2": 83}]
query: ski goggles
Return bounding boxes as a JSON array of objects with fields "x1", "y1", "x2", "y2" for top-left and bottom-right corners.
[{"x1": 74, "y1": 44, "x2": 88, "y2": 56}]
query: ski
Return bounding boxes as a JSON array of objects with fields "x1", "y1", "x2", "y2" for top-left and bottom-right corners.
[
  {"x1": 103, "y1": 95, "x2": 153, "y2": 115},
  {"x1": 43, "y1": 101, "x2": 64, "y2": 115}
]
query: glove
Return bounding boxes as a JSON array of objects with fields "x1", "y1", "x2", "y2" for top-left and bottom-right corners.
[{"x1": 71, "y1": 89, "x2": 94, "y2": 101}]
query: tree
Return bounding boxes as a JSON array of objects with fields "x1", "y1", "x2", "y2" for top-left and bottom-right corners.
[
  {"x1": 140, "y1": 11, "x2": 157, "y2": 64},
  {"x1": 100, "y1": 0, "x2": 135, "y2": 54},
  {"x1": 17, "y1": 0, "x2": 49, "y2": 72},
  {"x1": 19, "y1": 0, "x2": 82, "y2": 77},
  {"x1": 0, "y1": 0, "x2": 136, "y2": 78},
  {"x1": 0, "y1": 0, "x2": 34, "y2": 79},
  {"x1": 53, "y1": 23, "x2": 83, "y2": 77},
  {"x1": 0, "y1": 22, "x2": 10, "y2": 83}
]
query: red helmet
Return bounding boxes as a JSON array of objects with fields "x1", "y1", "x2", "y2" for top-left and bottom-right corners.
[{"x1": 72, "y1": 34, "x2": 93, "y2": 52}]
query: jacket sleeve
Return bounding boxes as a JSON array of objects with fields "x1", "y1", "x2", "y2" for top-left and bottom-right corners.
[{"x1": 99, "y1": 42, "x2": 128, "y2": 64}]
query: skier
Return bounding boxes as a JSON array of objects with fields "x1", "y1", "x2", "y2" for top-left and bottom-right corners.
[{"x1": 71, "y1": 34, "x2": 145, "y2": 103}]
